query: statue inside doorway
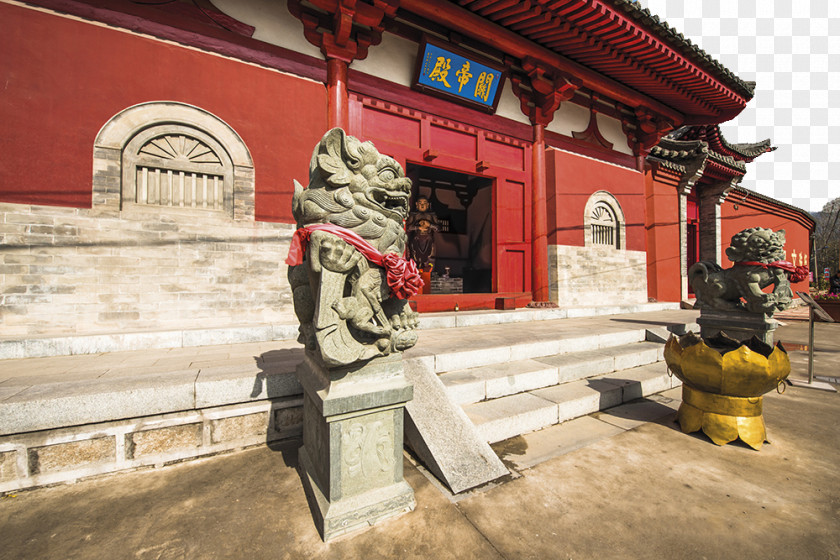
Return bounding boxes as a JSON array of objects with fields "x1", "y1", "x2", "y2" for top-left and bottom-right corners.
[{"x1": 406, "y1": 196, "x2": 440, "y2": 272}]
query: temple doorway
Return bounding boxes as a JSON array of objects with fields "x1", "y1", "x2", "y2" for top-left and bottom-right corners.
[{"x1": 406, "y1": 164, "x2": 493, "y2": 294}]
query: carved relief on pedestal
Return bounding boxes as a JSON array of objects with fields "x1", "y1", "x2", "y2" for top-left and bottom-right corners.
[{"x1": 341, "y1": 413, "x2": 396, "y2": 491}]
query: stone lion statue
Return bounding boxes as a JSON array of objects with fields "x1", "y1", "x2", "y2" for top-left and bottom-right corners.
[
  {"x1": 286, "y1": 128, "x2": 421, "y2": 367},
  {"x1": 689, "y1": 227, "x2": 807, "y2": 316}
]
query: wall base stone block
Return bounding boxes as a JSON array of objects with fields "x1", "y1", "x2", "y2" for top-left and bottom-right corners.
[
  {"x1": 0, "y1": 202, "x2": 295, "y2": 340},
  {"x1": 210, "y1": 412, "x2": 268, "y2": 444},
  {"x1": 274, "y1": 406, "x2": 304, "y2": 432},
  {"x1": 28, "y1": 437, "x2": 115, "y2": 475},
  {"x1": 0, "y1": 450, "x2": 19, "y2": 483},
  {"x1": 549, "y1": 244, "x2": 647, "y2": 306},
  {"x1": 127, "y1": 424, "x2": 202, "y2": 459}
]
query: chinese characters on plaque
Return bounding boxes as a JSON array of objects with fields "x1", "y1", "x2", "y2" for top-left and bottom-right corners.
[{"x1": 414, "y1": 38, "x2": 505, "y2": 112}]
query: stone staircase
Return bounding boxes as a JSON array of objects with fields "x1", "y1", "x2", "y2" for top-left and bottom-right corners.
[
  {"x1": 0, "y1": 306, "x2": 699, "y2": 494},
  {"x1": 438, "y1": 329, "x2": 685, "y2": 444}
]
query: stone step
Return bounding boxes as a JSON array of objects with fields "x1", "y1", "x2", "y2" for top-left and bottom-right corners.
[
  {"x1": 441, "y1": 341, "x2": 664, "y2": 405},
  {"x1": 430, "y1": 327, "x2": 657, "y2": 375},
  {"x1": 464, "y1": 362, "x2": 680, "y2": 444}
]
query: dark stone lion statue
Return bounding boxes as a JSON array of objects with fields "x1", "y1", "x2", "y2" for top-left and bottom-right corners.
[
  {"x1": 286, "y1": 129, "x2": 421, "y2": 367},
  {"x1": 689, "y1": 227, "x2": 803, "y2": 316}
]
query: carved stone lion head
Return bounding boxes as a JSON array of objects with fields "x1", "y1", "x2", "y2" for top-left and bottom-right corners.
[
  {"x1": 292, "y1": 128, "x2": 411, "y2": 254},
  {"x1": 725, "y1": 227, "x2": 786, "y2": 264}
]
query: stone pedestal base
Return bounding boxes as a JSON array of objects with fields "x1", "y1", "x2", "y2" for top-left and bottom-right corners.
[
  {"x1": 697, "y1": 308, "x2": 778, "y2": 345},
  {"x1": 296, "y1": 354, "x2": 415, "y2": 541},
  {"x1": 677, "y1": 385, "x2": 767, "y2": 450}
]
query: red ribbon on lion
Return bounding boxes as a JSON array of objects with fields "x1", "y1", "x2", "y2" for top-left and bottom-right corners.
[
  {"x1": 735, "y1": 261, "x2": 810, "y2": 283},
  {"x1": 286, "y1": 223, "x2": 423, "y2": 299}
]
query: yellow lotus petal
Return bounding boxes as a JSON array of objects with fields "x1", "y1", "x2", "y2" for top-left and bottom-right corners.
[
  {"x1": 768, "y1": 346, "x2": 791, "y2": 385},
  {"x1": 677, "y1": 402, "x2": 703, "y2": 434},
  {"x1": 663, "y1": 337, "x2": 684, "y2": 378},
  {"x1": 736, "y1": 416, "x2": 767, "y2": 450},
  {"x1": 720, "y1": 345, "x2": 770, "y2": 396},
  {"x1": 681, "y1": 340, "x2": 724, "y2": 393},
  {"x1": 702, "y1": 412, "x2": 739, "y2": 446}
]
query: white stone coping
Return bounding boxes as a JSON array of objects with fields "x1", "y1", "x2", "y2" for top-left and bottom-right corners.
[
  {"x1": 0, "y1": 358, "x2": 304, "y2": 437},
  {"x1": 0, "y1": 302, "x2": 681, "y2": 360}
]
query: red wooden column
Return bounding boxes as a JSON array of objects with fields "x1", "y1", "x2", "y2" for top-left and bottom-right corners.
[
  {"x1": 289, "y1": 0, "x2": 397, "y2": 131},
  {"x1": 327, "y1": 57, "x2": 349, "y2": 129},
  {"x1": 531, "y1": 122, "x2": 549, "y2": 302},
  {"x1": 512, "y1": 60, "x2": 580, "y2": 304}
]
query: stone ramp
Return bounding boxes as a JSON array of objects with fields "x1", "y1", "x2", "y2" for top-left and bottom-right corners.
[{"x1": 0, "y1": 308, "x2": 699, "y2": 493}]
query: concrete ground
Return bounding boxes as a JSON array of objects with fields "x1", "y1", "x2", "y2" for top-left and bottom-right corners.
[{"x1": 1, "y1": 319, "x2": 838, "y2": 560}]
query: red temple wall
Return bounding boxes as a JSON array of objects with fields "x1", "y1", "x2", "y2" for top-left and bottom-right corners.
[
  {"x1": 644, "y1": 171, "x2": 682, "y2": 302},
  {"x1": 0, "y1": 3, "x2": 326, "y2": 222},
  {"x1": 546, "y1": 148, "x2": 645, "y2": 251},
  {"x1": 721, "y1": 196, "x2": 812, "y2": 294}
]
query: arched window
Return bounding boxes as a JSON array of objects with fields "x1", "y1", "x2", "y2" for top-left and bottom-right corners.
[
  {"x1": 93, "y1": 102, "x2": 254, "y2": 220},
  {"x1": 583, "y1": 191, "x2": 625, "y2": 249}
]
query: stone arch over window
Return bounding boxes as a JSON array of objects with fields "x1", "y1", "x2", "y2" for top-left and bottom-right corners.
[
  {"x1": 92, "y1": 101, "x2": 254, "y2": 220},
  {"x1": 583, "y1": 190, "x2": 625, "y2": 249}
]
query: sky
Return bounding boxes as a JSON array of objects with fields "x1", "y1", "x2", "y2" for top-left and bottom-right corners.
[{"x1": 637, "y1": 0, "x2": 840, "y2": 215}]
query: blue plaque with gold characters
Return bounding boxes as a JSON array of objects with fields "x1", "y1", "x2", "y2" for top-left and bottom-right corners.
[{"x1": 413, "y1": 37, "x2": 506, "y2": 113}]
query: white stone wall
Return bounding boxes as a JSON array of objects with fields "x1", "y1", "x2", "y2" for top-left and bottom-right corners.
[
  {"x1": 0, "y1": 203, "x2": 296, "y2": 337},
  {"x1": 548, "y1": 244, "x2": 648, "y2": 306}
]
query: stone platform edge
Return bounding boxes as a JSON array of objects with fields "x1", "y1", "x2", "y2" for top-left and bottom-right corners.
[{"x1": 0, "y1": 302, "x2": 680, "y2": 360}]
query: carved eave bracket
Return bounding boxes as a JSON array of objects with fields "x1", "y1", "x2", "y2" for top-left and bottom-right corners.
[
  {"x1": 622, "y1": 108, "x2": 674, "y2": 159},
  {"x1": 288, "y1": 0, "x2": 399, "y2": 62},
  {"x1": 705, "y1": 177, "x2": 742, "y2": 205},
  {"x1": 511, "y1": 58, "x2": 581, "y2": 127},
  {"x1": 572, "y1": 93, "x2": 613, "y2": 150}
]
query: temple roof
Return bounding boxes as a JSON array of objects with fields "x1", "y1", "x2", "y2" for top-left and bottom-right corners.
[
  {"x1": 442, "y1": 0, "x2": 754, "y2": 124},
  {"x1": 671, "y1": 125, "x2": 776, "y2": 162},
  {"x1": 649, "y1": 125, "x2": 775, "y2": 182}
]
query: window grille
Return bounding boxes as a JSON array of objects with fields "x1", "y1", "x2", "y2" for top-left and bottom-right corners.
[
  {"x1": 590, "y1": 203, "x2": 618, "y2": 248},
  {"x1": 134, "y1": 134, "x2": 225, "y2": 209},
  {"x1": 122, "y1": 125, "x2": 234, "y2": 215},
  {"x1": 94, "y1": 102, "x2": 254, "y2": 220}
]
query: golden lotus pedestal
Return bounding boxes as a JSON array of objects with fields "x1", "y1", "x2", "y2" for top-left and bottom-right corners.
[{"x1": 664, "y1": 333, "x2": 790, "y2": 450}]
